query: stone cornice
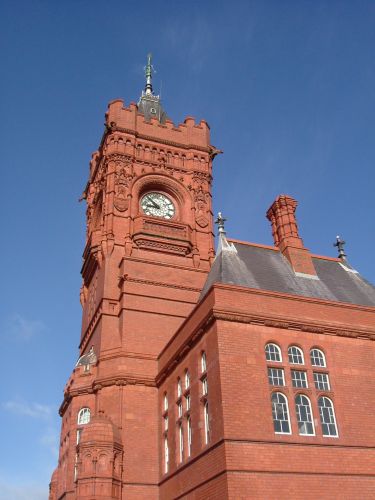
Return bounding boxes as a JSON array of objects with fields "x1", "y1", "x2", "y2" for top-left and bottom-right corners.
[
  {"x1": 59, "y1": 373, "x2": 156, "y2": 416},
  {"x1": 157, "y1": 300, "x2": 375, "y2": 385},
  {"x1": 113, "y1": 126, "x2": 211, "y2": 153}
]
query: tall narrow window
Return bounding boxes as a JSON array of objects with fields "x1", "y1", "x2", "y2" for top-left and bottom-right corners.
[
  {"x1": 178, "y1": 423, "x2": 184, "y2": 462},
  {"x1": 288, "y1": 346, "x2": 304, "y2": 365},
  {"x1": 271, "y1": 392, "x2": 291, "y2": 434},
  {"x1": 310, "y1": 348, "x2": 326, "y2": 367},
  {"x1": 265, "y1": 343, "x2": 282, "y2": 362},
  {"x1": 185, "y1": 370, "x2": 190, "y2": 390},
  {"x1": 187, "y1": 417, "x2": 192, "y2": 457},
  {"x1": 318, "y1": 397, "x2": 338, "y2": 437},
  {"x1": 201, "y1": 351, "x2": 207, "y2": 372},
  {"x1": 177, "y1": 401, "x2": 183, "y2": 418},
  {"x1": 177, "y1": 378, "x2": 182, "y2": 398},
  {"x1": 295, "y1": 395, "x2": 315, "y2": 435},
  {"x1": 204, "y1": 402, "x2": 210, "y2": 444},
  {"x1": 77, "y1": 408, "x2": 91, "y2": 425},
  {"x1": 164, "y1": 436, "x2": 169, "y2": 473},
  {"x1": 185, "y1": 393, "x2": 191, "y2": 411},
  {"x1": 163, "y1": 393, "x2": 168, "y2": 412},
  {"x1": 202, "y1": 376, "x2": 208, "y2": 396},
  {"x1": 164, "y1": 415, "x2": 168, "y2": 431}
]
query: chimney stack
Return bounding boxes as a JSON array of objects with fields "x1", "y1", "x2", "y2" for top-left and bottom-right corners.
[{"x1": 267, "y1": 195, "x2": 317, "y2": 277}]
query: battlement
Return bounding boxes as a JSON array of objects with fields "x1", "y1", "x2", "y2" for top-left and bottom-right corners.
[{"x1": 105, "y1": 99, "x2": 211, "y2": 148}]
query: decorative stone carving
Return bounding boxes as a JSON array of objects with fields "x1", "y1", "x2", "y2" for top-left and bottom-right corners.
[{"x1": 114, "y1": 160, "x2": 133, "y2": 212}]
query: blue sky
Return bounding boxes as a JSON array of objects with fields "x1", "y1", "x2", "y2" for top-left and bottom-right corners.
[{"x1": 1, "y1": 1, "x2": 375, "y2": 498}]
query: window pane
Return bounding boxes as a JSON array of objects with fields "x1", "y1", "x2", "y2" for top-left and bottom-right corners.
[
  {"x1": 265, "y1": 343, "x2": 282, "y2": 362},
  {"x1": 310, "y1": 349, "x2": 326, "y2": 367},
  {"x1": 187, "y1": 418, "x2": 192, "y2": 457},
  {"x1": 318, "y1": 397, "x2": 338, "y2": 437},
  {"x1": 202, "y1": 377, "x2": 208, "y2": 396},
  {"x1": 267, "y1": 367, "x2": 285, "y2": 386},
  {"x1": 77, "y1": 408, "x2": 90, "y2": 425},
  {"x1": 288, "y1": 346, "x2": 304, "y2": 364},
  {"x1": 295, "y1": 395, "x2": 314, "y2": 435},
  {"x1": 291, "y1": 370, "x2": 308, "y2": 388},
  {"x1": 185, "y1": 370, "x2": 190, "y2": 389},
  {"x1": 313, "y1": 372, "x2": 330, "y2": 390},
  {"x1": 177, "y1": 379, "x2": 182, "y2": 398},
  {"x1": 204, "y1": 402, "x2": 210, "y2": 444},
  {"x1": 271, "y1": 393, "x2": 290, "y2": 434},
  {"x1": 201, "y1": 352, "x2": 207, "y2": 372}
]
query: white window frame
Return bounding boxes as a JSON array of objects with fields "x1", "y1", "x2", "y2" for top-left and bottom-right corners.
[
  {"x1": 177, "y1": 378, "x2": 182, "y2": 398},
  {"x1": 204, "y1": 401, "x2": 210, "y2": 444},
  {"x1": 163, "y1": 393, "x2": 168, "y2": 411},
  {"x1": 288, "y1": 346, "x2": 304, "y2": 365},
  {"x1": 318, "y1": 397, "x2": 338, "y2": 437},
  {"x1": 310, "y1": 348, "x2": 326, "y2": 367},
  {"x1": 178, "y1": 423, "x2": 184, "y2": 462},
  {"x1": 291, "y1": 370, "x2": 308, "y2": 388},
  {"x1": 313, "y1": 372, "x2": 330, "y2": 391},
  {"x1": 271, "y1": 392, "x2": 291, "y2": 434},
  {"x1": 185, "y1": 393, "x2": 191, "y2": 411},
  {"x1": 164, "y1": 436, "x2": 169, "y2": 473},
  {"x1": 202, "y1": 376, "x2": 208, "y2": 396},
  {"x1": 164, "y1": 415, "x2": 168, "y2": 431},
  {"x1": 267, "y1": 367, "x2": 285, "y2": 386},
  {"x1": 265, "y1": 343, "x2": 282, "y2": 362},
  {"x1": 77, "y1": 407, "x2": 91, "y2": 425},
  {"x1": 295, "y1": 394, "x2": 315, "y2": 436},
  {"x1": 177, "y1": 401, "x2": 183, "y2": 418},
  {"x1": 185, "y1": 370, "x2": 190, "y2": 390},
  {"x1": 187, "y1": 417, "x2": 192, "y2": 457},
  {"x1": 201, "y1": 351, "x2": 207, "y2": 372}
]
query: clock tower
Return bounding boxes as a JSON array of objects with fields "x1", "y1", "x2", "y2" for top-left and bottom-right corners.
[{"x1": 50, "y1": 55, "x2": 219, "y2": 499}]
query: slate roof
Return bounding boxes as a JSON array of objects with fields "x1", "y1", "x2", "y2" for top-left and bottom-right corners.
[{"x1": 200, "y1": 236, "x2": 375, "y2": 307}]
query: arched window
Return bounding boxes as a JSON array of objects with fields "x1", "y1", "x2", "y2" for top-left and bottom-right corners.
[
  {"x1": 318, "y1": 397, "x2": 338, "y2": 437},
  {"x1": 185, "y1": 370, "x2": 190, "y2": 390},
  {"x1": 265, "y1": 343, "x2": 282, "y2": 362},
  {"x1": 288, "y1": 346, "x2": 304, "y2": 365},
  {"x1": 310, "y1": 348, "x2": 326, "y2": 367},
  {"x1": 163, "y1": 393, "x2": 168, "y2": 411},
  {"x1": 77, "y1": 408, "x2": 91, "y2": 425},
  {"x1": 295, "y1": 395, "x2": 314, "y2": 435},
  {"x1": 201, "y1": 351, "x2": 207, "y2": 372},
  {"x1": 177, "y1": 378, "x2": 182, "y2": 398},
  {"x1": 271, "y1": 392, "x2": 291, "y2": 434}
]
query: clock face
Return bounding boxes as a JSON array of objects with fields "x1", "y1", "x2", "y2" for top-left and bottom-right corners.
[{"x1": 141, "y1": 192, "x2": 175, "y2": 219}]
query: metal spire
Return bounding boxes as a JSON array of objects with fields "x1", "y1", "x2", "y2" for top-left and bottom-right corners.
[
  {"x1": 334, "y1": 235, "x2": 347, "y2": 260},
  {"x1": 215, "y1": 212, "x2": 227, "y2": 234},
  {"x1": 144, "y1": 53, "x2": 154, "y2": 95}
]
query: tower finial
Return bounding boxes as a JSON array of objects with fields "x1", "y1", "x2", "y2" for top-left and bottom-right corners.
[
  {"x1": 334, "y1": 235, "x2": 347, "y2": 260},
  {"x1": 215, "y1": 212, "x2": 227, "y2": 234},
  {"x1": 144, "y1": 53, "x2": 153, "y2": 95}
]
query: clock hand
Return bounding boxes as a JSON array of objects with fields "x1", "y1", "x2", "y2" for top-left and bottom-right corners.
[{"x1": 147, "y1": 197, "x2": 160, "y2": 209}]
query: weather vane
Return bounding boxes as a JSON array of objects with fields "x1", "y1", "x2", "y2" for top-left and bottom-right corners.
[
  {"x1": 215, "y1": 212, "x2": 227, "y2": 234},
  {"x1": 334, "y1": 235, "x2": 347, "y2": 260}
]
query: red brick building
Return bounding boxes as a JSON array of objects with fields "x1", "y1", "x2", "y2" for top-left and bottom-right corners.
[{"x1": 50, "y1": 56, "x2": 375, "y2": 499}]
